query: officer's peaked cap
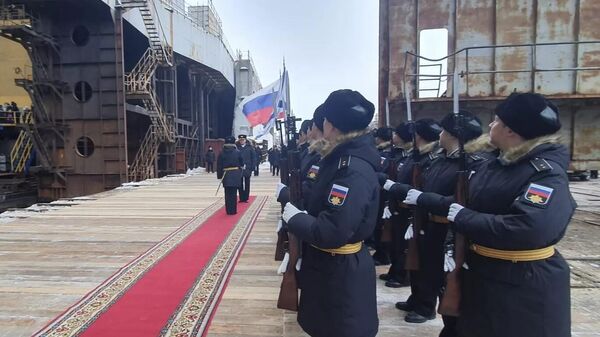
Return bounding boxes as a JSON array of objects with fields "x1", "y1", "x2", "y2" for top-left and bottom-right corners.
[
  {"x1": 321, "y1": 89, "x2": 375, "y2": 133},
  {"x1": 415, "y1": 118, "x2": 442, "y2": 142},
  {"x1": 440, "y1": 110, "x2": 483, "y2": 143},
  {"x1": 495, "y1": 93, "x2": 561, "y2": 140}
]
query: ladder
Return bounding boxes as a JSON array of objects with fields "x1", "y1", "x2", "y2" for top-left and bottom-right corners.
[
  {"x1": 120, "y1": 0, "x2": 172, "y2": 66},
  {"x1": 129, "y1": 125, "x2": 161, "y2": 181},
  {"x1": 9, "y1": 110, "x2": 34, "y2": 173}
]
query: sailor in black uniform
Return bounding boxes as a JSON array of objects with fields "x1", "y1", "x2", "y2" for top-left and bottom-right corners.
[
  {"x1": 282, "y1": 89, "x2": 380, "y2": 337},
  {"x1": 217, "y1": 136, "x2": 243, "y2": 215}
]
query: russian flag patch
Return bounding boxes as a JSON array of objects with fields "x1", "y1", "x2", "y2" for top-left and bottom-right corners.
[
  {"x1": 328, "y1": 184, "x2": 349, "y2": 206},
  {"x1": 524, "y1": 183, "x2": 554, "y2": 206},
  {"x1": 307, "y1": 165, "x2": 320, "y2": 180}
]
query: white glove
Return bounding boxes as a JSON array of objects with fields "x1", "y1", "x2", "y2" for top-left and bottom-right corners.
[
  {"x1": 383, "y1": 179, "x2": 396, "y2": 191},
  {"x1": 403, "y1": 189, "x2": 422, "y2": 205},
  {"x1": 447, "y1": 203, "x2": 465, "y2": 222},
  {"x1": 382, "y1": 205, "x2": 392, "y2": 219},
  {"x1": 282, "y1": 202, "x2": 306, "y2": 223},
  {"x1": 276, "y1": 219, "x2": 283, "y2": 233},
  {"x1": 242, "y1": 164, "x2": 246, "y2": 170},
  {"x1": 295, "y1": 257, "x2": 302, "y2": 271},
  {"x1": 275, "y1": 182, "x2": 287, "y2": 199},
  {"x1": 444, "y1": 251, "x2": 456, "y2": 272},
  {"x1": 277, "y1": 252, "x2": 289, "y2": 275},
  {"x1": 404, "y1": 224, "x2": 414, "y2": 240}
]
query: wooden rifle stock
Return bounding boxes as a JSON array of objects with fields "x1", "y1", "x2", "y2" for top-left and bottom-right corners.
[
  {"x1": 277, "y1": 148, "x2": 302, "y2": 311},
  {"x1": 405, "y1": 162, "x2": 423, "y2": 271},
  {"x1": 438, "y1": 171, "x2": 469, "y2": 317}
]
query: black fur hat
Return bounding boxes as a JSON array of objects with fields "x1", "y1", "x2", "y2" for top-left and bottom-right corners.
[
  {"x1": 374, "y1": 127, "x2": 393, "y2": 142},
  {"x1": 321, "y1": 89, "x2": 375, "y2": 133},
  {"x1": 495, "y1": 93, "x2": 561, "y2": 140},
  {"x1": 313, "y1": 104, "x2": 325, "y2": 131},
  {"x1": 440, "y1": 110, "x2": 483, "y2": 143},
  {"x1": 415, "y1": 118, "x2": 442, "y2": 142},
  {"x1": 394, "y1": 122, "x2": 413, "y2": 143}
]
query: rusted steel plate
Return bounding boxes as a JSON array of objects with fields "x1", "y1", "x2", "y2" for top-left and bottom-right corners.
[
  {"x1": 576, "y1": 0, "x2": 600, "y2": 95},
  {"x1": 535, "y1": 0, "x2": 577, "y2": 95},
  {"x1": 573, "y1": 106, "x2": 600, "y2": 164},
  {"x1": 455, "y1": 0, "x2": 494, "y2": 97},
  {"x1": 494, "y1": 0, "x2": 535, "y2": 95}
]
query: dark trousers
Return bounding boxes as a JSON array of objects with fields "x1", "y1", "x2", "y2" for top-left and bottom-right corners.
[
  {"x1": 239, "y1": 175, "x2": 251, "y2": 201},
  {"x1": 387, "y1": 211, "x2": 410, "y2": 282},
  {"x1": 439, "y1": 315, "x2": 458, "y2": 337},
  {"x1": 206, "y1": 162, "x2": 214, "y2": 173},
  {"x1": 408, "y1": 222, "x2": 448, "y2": 317},
  {"x1": 272, "y1": 165, "x2": 279, "y2": 176},
  {"x1": 254, "y1": 164, "x2": 259, "y2": 176},
  {"x1": 224, "y1": 187, "x2": 237, "y2": 214}
]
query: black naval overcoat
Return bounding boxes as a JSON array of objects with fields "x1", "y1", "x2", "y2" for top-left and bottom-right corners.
[
  {"x1": 238, "y1": 144, "x2": 256, "y2": 177},
  {"x1": 286, "y1": 134, "x2": 380, "y2": 337},
  {"x1": 420, "y1": 141, "x2": 575, "y2": 337},
  {"x1": 216, "y1": 144, "x2": 243, "y2": 187}
]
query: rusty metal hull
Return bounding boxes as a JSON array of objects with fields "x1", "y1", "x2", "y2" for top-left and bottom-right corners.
[{"x1": 379, "y1": 0, "x2": 600, "y2": 170}]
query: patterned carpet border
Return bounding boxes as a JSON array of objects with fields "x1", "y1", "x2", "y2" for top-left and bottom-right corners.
[
  {"x1": 160, "y1": 196, "x2": 268, "y2": 337},
  {"x1": 34, "y1": 200, "x2": 225, "y2": 337}
]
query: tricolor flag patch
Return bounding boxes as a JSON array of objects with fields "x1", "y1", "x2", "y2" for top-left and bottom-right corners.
[
  {"x1": 380, "y1": 156, "x2": 387, "y2": 166},
  {"x1": 524, "y1": 183, "x2": 554, "y2": 206},
  {"x1": 307, "y1": 165, "x2": 320, "y2": 180},
  {"x1": 328, "y1": 184, "x2": 349, "y2": 206}
]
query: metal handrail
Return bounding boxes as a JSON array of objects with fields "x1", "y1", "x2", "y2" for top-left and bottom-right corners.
[{"x1": 403, "y1": 40, "x2": 600, "y2": 98}]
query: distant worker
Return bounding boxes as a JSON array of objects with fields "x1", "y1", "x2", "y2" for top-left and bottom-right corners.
[
  {"x1": 205, "y1": 146, "x2": 215, "y2": 173},
  {"x1": 217, "y1": 136, "x2": 243, "y2": 215},
  {"x1": 254, "y1": 143, "x2": 262, "y2": 176},
  {"x1": 271, "y1": 146, "x2": 281, "y2": 176},
  {"x1": 237, "y1": 134, "x2": 255, "y2": 203},
  {"x1": 282, "y1": 89, "x2": 380, "y2": 337}
]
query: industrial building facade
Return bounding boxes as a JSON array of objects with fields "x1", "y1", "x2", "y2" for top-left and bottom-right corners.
[
  {"x1": 379, "y1": 0, "x2": 600, "y2": 174},
  {"x1": 0, "y1": 0, "x2": 244, "y2": 205}
]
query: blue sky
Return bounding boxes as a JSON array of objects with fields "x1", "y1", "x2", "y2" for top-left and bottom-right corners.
[{"x1": 212, "y1": 0, "x2": 380, "y2": 122}]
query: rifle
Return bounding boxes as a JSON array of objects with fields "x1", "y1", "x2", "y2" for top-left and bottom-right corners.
[
  {"x1": 277, "y1": 115, "x2": 302, "y2": 312},
  {"x1": 438, "y1": 70, "x2": 468, "y2": 317},
  {"x1": 403, "y1": 88, "x2": 423, "y2": 271},
  {"x1": 274, "y1": 120, "x2": 288, "y2": 261}
]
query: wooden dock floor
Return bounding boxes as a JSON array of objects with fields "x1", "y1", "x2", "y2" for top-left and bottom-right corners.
[{"x1": 1, "y1": 167, "x2": 599, "y2": 337}]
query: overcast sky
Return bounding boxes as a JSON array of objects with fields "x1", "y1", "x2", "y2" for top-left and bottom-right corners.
[{"x1": 211, "y1": 0, "x2": 380, "y2": 122}]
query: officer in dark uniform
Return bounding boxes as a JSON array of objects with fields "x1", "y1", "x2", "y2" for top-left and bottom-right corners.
[
  {"x1": 416, "y1": 93, "x2": 575, "y2": 337},
  {"x1": 254, "y1": 142, "x2": 262, "y2": 176},
  {"x1": 217, "y1": 136, "x2": 243, "y2": 215},
  {"x1": 382, "y1": 118, "x2": 442, "y2": 322},
  {"x1": 298, "y1": 119, "x2": 312, "y2": 162},
  {"x1": 380, "y1": 122, "x2": 413, "y2": 287},
  {"x1": 282, "y1": 89, "x2": 380, "y2": 337},
  {"x1": 372, "y1": 127, "x2": 394, "y2": 266},
  {"x1": 237, "y1": 134, "x2": 256, "y2": 203},
  {"x1": 400, "y1": 111, "x2": 488, "y2": 335}
]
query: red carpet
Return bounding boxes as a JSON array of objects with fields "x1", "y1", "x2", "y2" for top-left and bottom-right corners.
[{"x1": 35, "y1": 196, "x2": 267, "y2": 337}]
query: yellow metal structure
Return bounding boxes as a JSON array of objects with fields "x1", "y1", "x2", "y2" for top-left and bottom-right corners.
[{"x1": 9, "y1": 109, "x2": 34, "y2": 173}]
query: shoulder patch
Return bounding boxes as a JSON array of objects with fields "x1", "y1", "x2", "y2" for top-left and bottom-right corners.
[
  {"x1": 307, "y1": 165, "x2": 320, "y2": 180},
  {"x1": 328, "y1": 184, "x2": 349, "y2": 206},
  {"x1": 523, "y1": 183, "x2": 554, "y2": 206},
  {"x1": 530, "y1": 158, "x2": 553, "y2": 172},
  {"x1": 469, "y1": 154, "x2": 486, "y2": 161},
  {"x1": 380, "y1": 156, "x2": 387, "y2": 166},
  {"x1": 338, "y1": 155, "x2": 352, "y2": 170}
]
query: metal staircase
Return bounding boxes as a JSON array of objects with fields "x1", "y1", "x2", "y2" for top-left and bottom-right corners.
[
  {"x1": 0, "y1": 4, "x2": 66, "y2": 195},
  {"x1": 120, "y1": 0, "x2": 172, "y2": 66},
  {"x1": 10, "y1": 110, "x2": 34, "y2": 173},
  {"x1": 121, "y1": 0, "x2": 176, "y2": 180},
  {"x1": 128, "y1": 125, "x2": 161, "y2": 181}
]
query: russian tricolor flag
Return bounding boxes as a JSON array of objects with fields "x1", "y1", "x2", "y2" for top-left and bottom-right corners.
[{"x1": 242, "y1": 92, "x2": 277, "y2": 127}]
